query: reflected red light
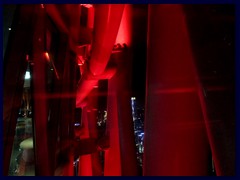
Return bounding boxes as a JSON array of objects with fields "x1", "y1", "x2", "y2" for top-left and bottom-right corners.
[
  {"x1": 26, "y1": 54, "x2": 29, "y2": 61},
  {"x1": 79, "y1": 155, "x2": 92, "y2": 175},
  {"x1": 77, "y1": 55, "x2": 85, "y2": 66},
  {"x1": 143, "y1": 5, "x2": 210, "y2": 176},
  {"x1": 41, "y1": 4, "x2": 44, "y2": 9},
  {"x1": 80, "y1": 4, "x2": 93, "y2": 8},
  {"x1": 115, "y1": 5, "x2": 132, "y2": 46},
  {"x1": 44, "y1": 52, "x2": 50, "y2": 63}
]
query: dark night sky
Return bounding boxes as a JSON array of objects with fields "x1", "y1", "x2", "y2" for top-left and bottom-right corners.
[
  {"x1": 3, "y1": 5, "x2": 16, "y2": 58},
  {"x1": 131, "y1": 5, "x2": 148, "y2": 106}
]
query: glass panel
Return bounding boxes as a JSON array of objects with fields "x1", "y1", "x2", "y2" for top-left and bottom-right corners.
[
  {"x1": 8, "y1": 63, "x2": 35, "y2": 176},
  {"x1": 131, "y1": 97, "x2": 144, "y2": 169}
]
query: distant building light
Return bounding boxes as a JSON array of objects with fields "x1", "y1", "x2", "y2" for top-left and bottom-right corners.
[
  {"x1": 131, "y1": 97, "x2": 136, "y2": 100},
  {"x1": 24, "y1": 71, "x2": 30, "y2": 79},
  {"x1": 74, "y1": 123, "x2": 81, "y2": 126},
  {"x1": 51, "y1": 68, "x2": 54, "y2": 71},
  {"x1": 8, "y1": 27, "x2": 11, "y2": 31}
]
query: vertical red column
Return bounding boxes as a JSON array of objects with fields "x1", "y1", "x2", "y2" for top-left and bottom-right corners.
[
  {"x1": 104, "y1": 76, "x2": 121, "y2": 176},
  {"x1": 32, "y1": 5, "x2": 51, "y2": 176},
  {"x1": 78, "y1": 107, "x2": 93, "y2": 176},
  {"x1": 58, "y1": 50, "x2": 76, "y2": 176},
  {"x1": 104, "y1": 4, "x2": 138, "y2": 176},
  {"x1": 87, "y1": 89, "x2": 103, "y2": 176},
  {"x1": 143, "y1": 4, "x2": 210, "y2": 176},
  {"x1": 105, "y1": 52, "x2": 138, "y2": 176},
  {"x1": 116, "y1": 50, "x2": 139, "y2": 176}
]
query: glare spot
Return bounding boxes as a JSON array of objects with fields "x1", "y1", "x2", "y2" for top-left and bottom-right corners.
[{"x1": 24, "y1": 71, "x2": 30, "y2": 79}]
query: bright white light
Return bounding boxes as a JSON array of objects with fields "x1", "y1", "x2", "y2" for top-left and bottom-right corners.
[
  {"x1": 74, "y1": 123, "x2": 81, "y2": 126},
  {"x1": 8, "y1": 28, "x2": 11, "y2": 31},
  {"x1": 25, "y1": 71, "x2": 30, "y2": 79},
  {"x1": 131, "y1": 97, "x2": 136, "y2": 100}
]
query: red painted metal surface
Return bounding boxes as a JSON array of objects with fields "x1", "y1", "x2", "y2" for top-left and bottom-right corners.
[
  {"x1": 143, "y1": 5, "x2": 210, "y2": 176},
  {"x1": 76, "y1": 4, "x2": 125, "y2": 107},
  {"x1": 89, "y1": 4, "x2": 125, "y2": 76},
  {"x1": 104, "y1": 87, "x2": 122, "y2": 175},
  {"x1": 103, "y1": 5, "x2": 138, "y2": 175},
  {"x1": 78, "y1": 107, "x2": 93, "y2": 176},
  {"x1": 32, "y1": 5, "x2": 51, "y2": 176}
]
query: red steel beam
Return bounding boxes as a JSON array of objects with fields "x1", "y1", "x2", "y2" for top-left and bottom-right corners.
[
  {"x1": 143, "y1": 5, "x2": 210, "y2": 176},
  {"x1": 76, "y1": 5, "x2": 125, "y2": 107}
]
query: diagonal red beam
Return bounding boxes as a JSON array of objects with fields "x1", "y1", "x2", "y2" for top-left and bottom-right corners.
[{"x1": 76, "y1": 4, "x2": 125, "y2": 107}]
